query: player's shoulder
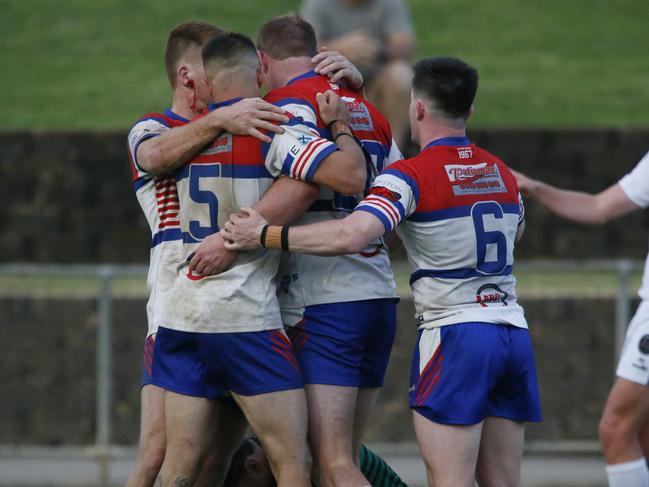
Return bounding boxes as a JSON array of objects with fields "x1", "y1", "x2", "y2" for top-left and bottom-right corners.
[{"x1": 129, "y1": 110, "x2": 188, "y2": 133}]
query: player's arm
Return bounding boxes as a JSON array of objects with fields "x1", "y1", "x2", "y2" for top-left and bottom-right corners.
[
  {"x1": 308, "y1": 91, "x2": 366, "y2": 194},
  {"x1": 513, "y1": 169, "x2": 640, "y2": 225},
  {"x1": 223, "y1": 207, "x2": 386, "y2": 256},
  {"x1": 188, "y1": 177, "x2": 318, "y2": 275},
  {"x1": 136, "y1": 98, "x2": 289, "y2": 174}
]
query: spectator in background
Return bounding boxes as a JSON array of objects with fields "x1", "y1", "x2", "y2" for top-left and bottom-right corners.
[{"x1": 301, "y1": 0, "x2": 414, "y2": 148}]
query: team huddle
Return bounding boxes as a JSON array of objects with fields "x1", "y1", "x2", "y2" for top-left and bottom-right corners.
[{"x1": 126, "y1": 13, "x2": 649, "y2": 487}]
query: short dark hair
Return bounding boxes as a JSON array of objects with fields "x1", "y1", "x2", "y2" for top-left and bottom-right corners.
[
  {"x1": 256, "y1": 15, "x2": 318, "y2": 60},
  {"x1": 164, "y1": 20, "x2": 225, "y2": 87},
  {"x1": 202, "y1": 32, "x2": 258, "y2": 67},
  {"x1": 412, "y1": 57, "x2": 479, "y2": 119}
]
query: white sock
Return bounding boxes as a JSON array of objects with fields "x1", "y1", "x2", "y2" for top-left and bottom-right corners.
[{"x1": 606, "y1": 458, "x2": 649, "y2": 487}]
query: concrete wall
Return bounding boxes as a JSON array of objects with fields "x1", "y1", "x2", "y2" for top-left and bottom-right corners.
[
  {"x1": 0, "y1": 295, "x2": 633, "y2": 445},
  {"x1": 1, "y1": 129, "x2": 648, "y2": 263}
]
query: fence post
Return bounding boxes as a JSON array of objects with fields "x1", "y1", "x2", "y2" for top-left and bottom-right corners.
[
  {"x1": 96, "y1": 265, "x2": 114, "y2": 485},
  {"x1": 615, "y1": 259, "x2": 632, "y2": 367}
]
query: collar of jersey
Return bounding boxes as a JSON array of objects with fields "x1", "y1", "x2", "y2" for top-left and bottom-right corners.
[
  {"x1": 208, "y1": 97, "x2": 244, "y2": 111},
  {"x1": 164, "y1": 109, "x2": 189, "y2": 122},
  {"x1": 423, "y1": 136, "x2": 471, "y2": 150},
  {"x1": 286, "y1": 70, "x2": 319, "y2": 86}
]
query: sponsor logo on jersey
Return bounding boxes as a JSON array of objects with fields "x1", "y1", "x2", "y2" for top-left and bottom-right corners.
[
  {"x1": 445, "y1": 162, "x2": 507, "y2": 196},
  {"x1": 476, "y1": 283, "x2": 509, "y2": 307},
  {"x1": 203, "y1": 134, "x2": 232, "y2": 155},
  {"x1": 369, "y1": 186, "x2": 401, "y2": 202},
  {"x1": 343, "y1": 98, "x2": 374, "y2": 131},
  {"x1": 639, "y1": 335, "x2": 649, "y2": 354}
]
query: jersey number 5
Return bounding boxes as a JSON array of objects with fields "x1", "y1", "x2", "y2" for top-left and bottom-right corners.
[{"x1": 188, "y1": 164, "x2": 220, "y2": 240}]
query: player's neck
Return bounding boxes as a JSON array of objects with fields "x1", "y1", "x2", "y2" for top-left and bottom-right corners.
[
  {"x1": 271, "y1": 57, "x2": 314, "y2": 88},
  {"x1": 211, "y1": 82, "x2": 260, "y2": 105},
  {"x1": 171, "y1": 88, "x2": 202, "y2": 120},
  {"x1": 417, "y1": 122, "x2": 467, "y2": 150}
]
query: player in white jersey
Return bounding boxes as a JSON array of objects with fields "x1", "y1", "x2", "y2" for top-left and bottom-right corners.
[
  {"x1": 152, "y1": 33, "x2": 369, "y2": 487},
  {"x1": 125, "y1": 20, "x2": 295, "y2": 487},
  {"x1": 514, "y1": 154, "x2": 649, "y2": 487},
  {"x1": 224, "y1": 57, "x2": 542, "y2": 487}
]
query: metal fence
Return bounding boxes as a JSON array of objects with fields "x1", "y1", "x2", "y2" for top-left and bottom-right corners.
[{"x1": 0, "y1": 259, "x2": 644, "y2": 485}]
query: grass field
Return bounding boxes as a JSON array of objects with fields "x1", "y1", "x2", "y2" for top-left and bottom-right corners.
[{"x1": 1, "y1": 0, "x2": 648, "y2": 130}]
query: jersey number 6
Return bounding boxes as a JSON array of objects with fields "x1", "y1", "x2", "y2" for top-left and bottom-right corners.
[{"x1": 471, "y1": 201, "x2": 507, "y2": 275}]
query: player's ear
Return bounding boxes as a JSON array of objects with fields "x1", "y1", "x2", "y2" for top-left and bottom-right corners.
[
  {"x1": 178, "y1": 65, "x2": 192, "y2": 89},
  {"x1": 257, "y1": 50, "x2": 268, "y2": 73},
  {"x1": 256, "y1": 66, "x2": 263, "y2": 88},
  {"x1": 244, "y1": 456, "x2": 262, "y2": 474},
  {"x1": 415, "y1": 98, "x2": 426, "y2": 121}
]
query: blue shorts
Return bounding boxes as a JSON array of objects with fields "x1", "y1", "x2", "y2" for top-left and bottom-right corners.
[
  {"x1": 140, "y1": 334, "x2": 156, "y2": 387},
  {"x1": 151, "y1": 326, "x2": 303, "y2": 398},
  {"x1": 409, "y1": 322, "x2": 542, "y2": 425},
  {"x1": 287, "y1": 298, "x2": 398, "y2": 387}
]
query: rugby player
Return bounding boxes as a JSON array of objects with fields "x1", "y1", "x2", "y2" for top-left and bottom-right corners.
[
  {"x1": 251, "y1": 15, "x2": 403, "y2": 487},
  {"x1": 223, "y1": 56, "x2": 543, "y2": 487},
  {"x1": 223, "y1": 436, "x2": 408, "y2": 487},
  {"x1": 126, "y1": 20, "x2": 291, "y2": 487},
  {"x1": 151, "y1": 32, "x2": 369, "y2": 487},
  {"x1": 513, "y1": 157, "x2": 649, "y2": 487}
]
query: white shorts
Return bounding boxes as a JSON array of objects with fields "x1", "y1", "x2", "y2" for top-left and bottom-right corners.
[{"x1": 616, "y1": 300, "x2": 649, "y2": 385}]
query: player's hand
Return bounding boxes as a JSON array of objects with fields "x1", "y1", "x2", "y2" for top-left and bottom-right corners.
[
  {"x1": 188, "y1": 232, "x2": 237, "y2": 276},
  {"x1": 312, "y1": 49, "x2": 364, "y2": 90},
  {"x1": 510, "y1": 169, "x2": 538, "y2": 195},
  {"x1": 316, "y1": 90, "x2": 352, "y2": 127},
  {"x1": 212, "y1": 98, "x2": 289, "y2": 144},
  {"x1": 328, "y1": 31, "x2": 380, "y2": 66},
  {"x1": 222, "y1": 208, "x2": 268, "y2": 251}
]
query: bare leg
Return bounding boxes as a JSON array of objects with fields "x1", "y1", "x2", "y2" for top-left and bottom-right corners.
[
  {"x1": 413, "y1": 410, "x2": 482, "y2": 487},
  {"x1": 126, "y1": 384, "x2": 166, "y2": 487},
  {"x1": 158, "y1": 391, "x2": 217, "y2": 487},
  {"x1": 599, "y1": 377, "x2": 649, "y2": 464},
  {"x1": 194, "y1": 400, "x2": 248, "y2": 487},
  {"x1": 305, "y1": 384, "x2": 369, "y2": 487},
  {"x1": 475, "y1": 417, "x2": 524, "y2": 487},
  {"x1": 233, "y1": 389, "x2": 311, "y2": 487},
  {"x1": 351, "y1": 387, "x2": 379, "y2": 464}
]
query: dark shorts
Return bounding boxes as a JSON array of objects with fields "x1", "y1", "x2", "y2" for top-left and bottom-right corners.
[
  {"x1": 409, "y1": 322, "x2": 542, "y2": 425},
  {"x1": 151, "y1": 326, "x2": 303, "y2": 398},
  {"x1": 287, "y1": 298, "x2": 398, "y2": 387}
]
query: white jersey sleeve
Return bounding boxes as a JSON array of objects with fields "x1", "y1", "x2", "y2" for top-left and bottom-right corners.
[
  {"x1": 619, "y1": 151, "x2": 649, "y2": 209},
  {"x1": 264, "y1": 120, "x2": 338, "y2": 181},
  {"x1": 385, "y1": 138, "x2": 404, "y2": 168},
  {"x1": 355, "y1": 168, "x2": 418, "y2": 232},
  {"x1": 127, "y1": 118, "x2": 170, "y2": 176}
]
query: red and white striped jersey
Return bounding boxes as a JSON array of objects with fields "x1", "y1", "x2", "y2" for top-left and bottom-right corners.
[
  {"x1": 159, "y1": 98, "x2": 342, "y2": 333},
  {"x1": 356, "y1": 137, "x2": 528, "y2": 330},
  {"x1": 264, "y1": 71, "x2": 400, "y2": 311},
  {"x1": 127, "y1": 109, "x2": 188, "y2": 337}
]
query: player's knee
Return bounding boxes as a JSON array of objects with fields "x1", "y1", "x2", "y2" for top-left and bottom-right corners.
[{"x1": 598, "y1": 412, "x2": 630, "y2": 448}]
